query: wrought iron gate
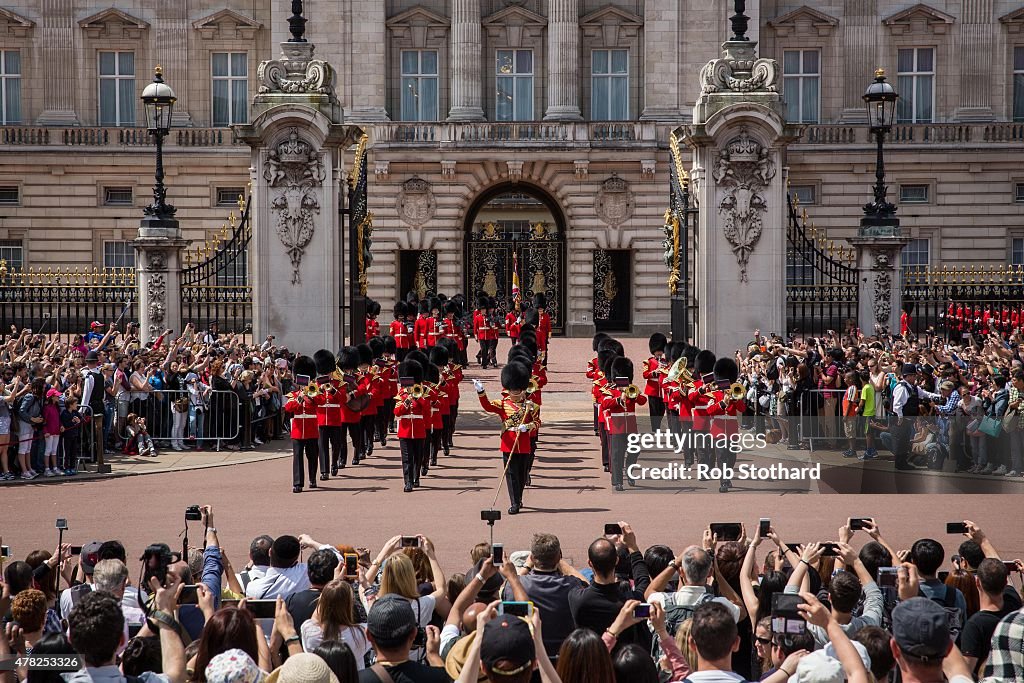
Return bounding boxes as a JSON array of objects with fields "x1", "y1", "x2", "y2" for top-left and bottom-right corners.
[
  {"x1": 399, "y1": 249, "x2": 437, "y2": 301},
  {"x1": 180, "y1": 192, "x2": 252, "y2": 333},
  {"x1": 785, "y1": 193, "x2": 859, "y2": 337},
  {"x1": 593, "y1": 249, "x2": 631, "y2": 332},
  {"x1": 664, "y1": 132, "x2": 699, "y2": 342},
  {"x1": 466, "y1": 221, "x2": 564, "y2": 334}
]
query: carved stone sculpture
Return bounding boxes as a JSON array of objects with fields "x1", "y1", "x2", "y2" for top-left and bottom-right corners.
[
  {"x1": 595, "y1": 175, "x2": 634, "y2": 227},
  {"x1": 396, "y1": 177, "x2": 436, "y2": 227},
  {"x1": 712, "y1": 130, "x2": 775, "y2": 282},
  {"x1": 263, "y1": 128, "x2": 325, "y2": 284},
  {"x1": 873, "y1": 271, "x2": 892, "y2": 324},
  {"x1": 147, "y1": 272, "x2": 167, "y2": 339},
  {"x1": 257, "y1": 41, "x2": 336, "y2": 97}
]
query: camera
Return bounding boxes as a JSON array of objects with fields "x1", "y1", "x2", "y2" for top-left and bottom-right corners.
[
  {"x1": 401, "y1": 536, "x2": 420, "y2": 548},
  {"x1": 481, "y1": 510, "x2": 502, "y2": 523},
  {"x1": 710, "y1": 523, "x2": 741, "y2": 542},
  {"x1": 0, "y1": 545, "x2": 9, "y2": 558},
  {"x1": 849, "y1": 517, "x2": 872, "y2": 531},
  {"x1": 345, "y1": 554, "x2": 358, "y2": 575},
  {"x1": 759, "y1": 518, "x2": 770, "y2": 538},
  {"x1": 492, "y1": 543, "x2": 504, "y2": 565},
  {"x1": 498, "y1": 601, "x2": 534, "y2": 618},
  {"x1": 632, "y1": 603, "x2": 652, "y2": 619},
  {"x1": 946, "y1": 522, "x2": 968, "y2": 535},
  {"x1": 771, "y1": 593, "x2": 806, "y2": 634},
  {"x1": 140, "y1": 543, "x2": 175, "y2": 588},
  {"x1": 55, "y1": 518, "x2": 68, "y2": 531},
  {"x1": 185, "y1": 505, "x2": 202, "y2": 522},
  {"x1": 604, "y1": 523, "x2": 623, "y2": 536},
  {"x1": 877, "y1": 567, "x2": 899, "y2": 588},
  {"x1": 245, "y1": 600, "x2": 277, "y2": 619},
  {"x1": 70, "y1": 545, "x2": 83, "y2": 555},
  {"x1": 177, "y1": 584, "x2": 199, "y2": 605}
]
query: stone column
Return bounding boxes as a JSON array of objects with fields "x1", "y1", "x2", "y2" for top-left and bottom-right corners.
[
  {"x1": 954, "y1": 0, "x2": 995, "y2": 122},
  {"x1": 35, "y1": 0, "x2": 79, "y2": 125},
  {"x1": 346, "y1": 0, "x2": 389, "y2": 122},
  {"x1": 543, "y1": 0, "x2": 582, "y2": 121},
  {"x1": 849, "y1": 236, "x2": 911, "y2": 336},
  {"x1": 641, "y1": 0, "x2": 680, "y2": 120},
  {"x1": 134, "y1": 237, "x2": 188, "y2": 345},
  {"x1": 838, "y1": 0, "x2": 877, "y2": 124},
  {"x1": 447, "y1": 0, "x2": 485, "y2": 121}
]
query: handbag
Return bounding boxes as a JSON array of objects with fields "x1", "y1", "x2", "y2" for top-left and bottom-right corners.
[
  {"x1": 173, "y1": 397, "x2": 189, "y2": 413},
  {"x1": 1003, "y1": 409, "x2": 1019, "y2": 433},
  {"x1": 979, "y1": 415, "x2": 1002, "y2": 438}
]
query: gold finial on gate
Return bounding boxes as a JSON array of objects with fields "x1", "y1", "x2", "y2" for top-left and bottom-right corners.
[
  {"x1": 184, "y1": 250, "x2": 192, "y2": 267},
  {"x1": 45, "y1": 267, "x2": 53, "y2": 284},
  {"x1": 968, "y1": 264, "x2": 976, "y2": 283},
  {"x1": 237, "y1": 193, "x2": 246, "y2": 212},
  {"x1": 0, "y1": 258, "x2": 7, "y2": 279},
  {"x1": 801, "y1": 208, "x2": 809, "y2": 224},
  {"x1": 228, "y1": 211, "x2": 236, "y2": 229}
]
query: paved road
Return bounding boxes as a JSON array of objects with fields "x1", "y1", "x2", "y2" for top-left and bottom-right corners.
[{"x1": 2, "y1": 337, "x2": 1021, "y2": 573}]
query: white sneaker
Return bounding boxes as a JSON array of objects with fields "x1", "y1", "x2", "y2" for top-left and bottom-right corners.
[
  {"x1": 254, "y1": 438, "x2": 264, "y2": 445},
  {"x1": 993, "y1": 465, "x2": 1008, "y2": 476},
  {"x1": 21, "y1": 472, "x2": 33, "y2": 480},
  {"x1": 44, "y1": 468, "x2": 56, "y2": 477}
]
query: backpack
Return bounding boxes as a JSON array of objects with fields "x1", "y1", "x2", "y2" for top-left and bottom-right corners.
[
  {"x1": 650, "y1": 591, "x2": 715, "y2": 661},
  {"x1": 920, "y1": 584, "x2": 963, "y2": 642}
]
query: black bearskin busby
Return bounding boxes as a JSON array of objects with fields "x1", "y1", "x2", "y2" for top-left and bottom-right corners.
[
  {"x1": 476, "y1": 295, "x2": 489, "y2": 311},
  {"x1": 313, "y1": 349, "x2": 336, "y2": 376},
  {"x1": 648, "y1": 333, "x2": 668, "y2": 355},
  {"x1": 713, "y1": 357, "x2": 739, "y2": 383},
  {"x1": 523, "y1": 308, "x2": 540, "y2": 328},
  {"x1": 597, "y1": 349, "x2": 618, "y2": 378},
  {"x1": 383, "y1": 336, "x2": 397, "y2": 355},
  {"x1": 428, "y1": 297, "x2": 441, "y2": 314},
  {"x1": 418, "y1": 300, "x2": 430, "y2": 315},
  {"x1": 592, "y1": 332, "x2": 611, "y2": 353},
  {"x1": 533, "y1": 293, "x2": 547, "y2": 310},
  {"x1": 610, "y1": 356, "x2": 635, "y2": 383},
  {"x1": 598, "y1": 338, "x2": 624, "y2": 358},
  {"x1": 501, "y1": 362, "x2": 531, "y2": 392},
  {"x1": 444, "y1": 300, "x2": 459, "y2": 316},
  {"x1": 393, "y1": 301, "x2": 407, "y2": 319},
  {"x1": 368, "y1": 337, "x2": 385, "y2": 359},
  {"x1": 428, "y1": 345, "x2": 449, "y2": 367},
  {"x1": 293, "y1": 355, "x2": 316, "y2": 379},
  {"x1": 337, "y1": 347, "x2": 360, "y2": 372},
  {"x1": 399, "y1": 360, "x2": 424, "y2": 384},
  {"x1": 405, "y1": 349, "x2": 430, "y2": 369},
  {"x1": 508, "y1": 347, "x2": 535, "y2": 366},
  {"x1": 356, "y1": 344, "x2": 373, "y2": 367},
  {"x1": 694, "y1": 350, "x2": 717, "y2": 376},
  {"x1": 424, "y1": 362, "x2": 441, "y2": 385}
]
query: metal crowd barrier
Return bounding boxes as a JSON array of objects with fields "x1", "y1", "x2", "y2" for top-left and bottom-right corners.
[{"x1": 115, "y1": 389, "x2": 242, "y2": 447}]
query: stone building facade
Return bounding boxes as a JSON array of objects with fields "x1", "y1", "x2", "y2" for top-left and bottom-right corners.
[{"x1": 0, "y1": 1, "x2": 1022, "y2": 336}]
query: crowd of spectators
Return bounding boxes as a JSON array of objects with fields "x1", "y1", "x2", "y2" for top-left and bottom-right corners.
[
  {"x1": 0, "y1": 321, "x2": 296, "y2": 480},
  {"x1": 730, "y1": 327, "x2": 1024, "y2": 474},
  {"x1": 2, "y1": 510, "x2": 1022, "y2": 683}
]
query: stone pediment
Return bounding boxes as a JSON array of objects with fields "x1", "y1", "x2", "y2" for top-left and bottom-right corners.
[
  {"x1": 883, "y1": 4, "x2": 955, "y2": 35},
  {"x1": 580, "y1": 4, "x2": 642, "y2": 43},
  {"x1": 0, "y1": 7, "x2": 34, "y2": 37},
  {"x1": 1000, "y1": 6, "x2": 1024, "y2": 33},
  {"x1": 580, "y1": 5, "x2": 642, "y2": 27},
  {"x1": 386, "y1": 6, "x2": 450, "y2": 28},
  {"x1": 768, "y1": 6, "x2": 839, "y2": 37},
  {"x1": 482, "y1": 5, "x2": 547, "y2": 28},
  {"x1": 192, "y1": 8, "x2": 261, "y2": 40},
  {"x1": 78, "y1": 8, "x2": 148, "y2": 39}
]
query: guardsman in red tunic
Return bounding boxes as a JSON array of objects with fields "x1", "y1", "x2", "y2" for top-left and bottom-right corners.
[
  {"x1": 365, "y1": 300, "x2": 380, "y2": 341},
  {"x1": 474, "y1": 362, "x2": 540, "y2": 515},
  {"x1": 643, "y1": 333, "x2": 668, "y2": 431},
  {"x1": 355, "y1": 344, "x2": 382, "y2": 459},
  {"x1": 442, "y1": 301, "x2": 462, "y2": 352},
  {"x1": 704, "y1": 358, "x2": 748, "y2": 493},
  {"x1": 594, "y1": 350, "x2": 617, "y2": 473},
  {"x1": 482, "y1": 298, "x2": 501, "y2": 368},
  {"x1": 534, "y1": 293, "x2": 552, "y2": 365},
  {"x1": 390, "y1": 302, "x2": 413, "y2": 361},
  {"x1": 425, "y1": 298, "x2": 444, "y2": 348},
  {"x1": 413, "y1": 300, "x2": 432, "y2": 349},
  {"x1": 955, "y1": 303, "x2": 965, "y2": 333},
  {"x1": 472, "y1": 297, "x2": 487, "y2": 367},
  {"x1": 601, "y1": 357, "x2": 649, "y2": 491},
  {"x1": 285, "y1": 355, "x2": 326, "y2": 493},
  {"x1": 505, "y1": 303, "x2": 522, "y2": 346},
  {"x1": 508, "y1": 342, "x2": 541, "y2": 485},
  {"x1": 1012, "y1": 307, "x2": 1020, "y2": 334},
  {"x1": 423, "y1": 360, "x2": 448, "y2": 470},
  {"x1": 313, "y1": 349, "x2": 345, "y2": 480},
  {"x1": 337, "y1": 346, "x2": 371, "y2": 467},
  {"x1": 369, "y1": 338, "x2": 393, "y2": 449},
  {"x1": 587, "y1": 333, "x2": 611, "y2": 435},
  {"x1": 431, "y1": 344, "x2": 458, "y2": 456},
  {"x1": 687, "y1": 350, "x2": 718, "y2": 468},
  {"x1": 394, "y1": 360, "x2": 429, "y2": 492}
]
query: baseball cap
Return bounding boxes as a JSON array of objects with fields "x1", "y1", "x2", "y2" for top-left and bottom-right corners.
[
  {"x1": 788, "y1": 649, "x2": 843, "y2": 683},
  {"x1": 81, "y1": 541, "x2": 104, "y2": 575},
  {"x1": 892, "y1": 597, "x2": 952, "y2": 662},
  {"x1": 901, "y1": 363, "x2": 919, "y2": 376},
  {"x1": 90, "y1": 321, "x2": 102, "y2": 329},
  {"x1": 480, "y1": 615, "x2": 535, "y2": 674},
  {"x1": 205, "y1": 649, "x2": 265, "y2": 683},
  {"x1": 367, "y1": 594, "x2": 416, "y2": 643}
]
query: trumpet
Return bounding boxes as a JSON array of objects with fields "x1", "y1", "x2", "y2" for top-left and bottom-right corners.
[
  {"x1": 728, "y1": 382, "x2": 746, "y2": 400},
  {"x1": 526, "y1": 378, "x2": 539, "y2": 395},
  {"x1": 623, "y1": 384, "x2": 641, "y2": 400},
  {"x1": 303, "y1": 383, "x2": 321, "y2": 399},
  {"x1": 408, "y1": 383, "x2": 426, "y2": 399}
]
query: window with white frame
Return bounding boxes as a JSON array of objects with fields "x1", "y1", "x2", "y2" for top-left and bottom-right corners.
[
  {"x1": 99, "y1": 51, "x2": 136, "y2": 126},
  {"x1": 897, "y1": 48, "x2": 934, "y2": 123},
  {"x1": 1015, "y1": 183, "x2": 1024, "y2": 203},
  {"x1": 790, "y1": 185, "x2": 816, "y2": 205},
  {"x1": 0, "y1": 186, "x2": 19, "y2": 205},
  {"x1": 591, "y1": 49, "x2": 628, "y2": 121},
  {"x1": 103, "y1": 187, "x2": 133, "y2": 206},
  {"x1": 0, "y1": 239, "x2": 23, "y2": 272},
  {"x1": 216, "y1": 187, "x2": 246, "y2": 207},
  {"x1": 103, "y1": 240, "x2": 135, "y2": 270},
  {"x1": 401, "y1": 50, "x2": 439, "y2": 122},
  {"x1": 0, "y1": 50, "x2": 21, "y2": 125},
  {"x1": 216, "y1": 246, "x2": 248, "y2": 287},
  {"x1": 901, "y1": 238, "x2": 930, "y2": 284},
  {"x1": 1012, "y1": 238, "x2": 1024, "y2": 267},
  {"x1": 899, "y1": 184, "x2": 929, "y2": 203},
  {"x1": 495, "y1": 49, "x2": 533, "y2": 121},
  {"x1": 782, "y1": 50, "x2": 820, "y2": 123},
  {"x1": 1014, "y1": 47, "x2": 1024, "y2": 122},
  {"x1": 212, "y1": 52, "x2": 248, "y2": 127},
  {"x1": 786, "y1": 249, "x2": 815, "y2": 287}
]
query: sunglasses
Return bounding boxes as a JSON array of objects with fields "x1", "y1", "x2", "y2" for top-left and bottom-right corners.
[{"x1": 756, "y1": 636, "x2": 773, "y2": 646}]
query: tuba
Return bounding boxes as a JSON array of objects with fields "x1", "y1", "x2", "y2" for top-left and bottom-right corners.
[{"x1": 666, "y1": 358, "x2": 695, "y2": 387}]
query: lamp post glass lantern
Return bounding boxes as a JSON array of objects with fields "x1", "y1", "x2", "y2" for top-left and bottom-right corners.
[
  {"x1": 141, "y1": 66, "x2": 177, "y2": 219},
  {"x1": 860, "y1": 68, "x2": 899, "y2": 234}
]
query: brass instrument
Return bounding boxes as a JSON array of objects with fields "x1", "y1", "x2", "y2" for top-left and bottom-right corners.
[
  {"x1": 666, "y1": 359, "x2": 695, "y2": 387},
  {"x1": 526, "y1": 378, "x2": 539, "y2": 395},
  {"x1": 623, "y1": 384, "x2": 641, "y2": 400},
  {"x1": 729, "y1": 382, "x2": 746, "y2": 400},
  {"x1": 409, "y1": 383, "x2": 426, "y2": 399},
  {"x1": 303, "y1": 383, "x2": 321, "y2": 399}
]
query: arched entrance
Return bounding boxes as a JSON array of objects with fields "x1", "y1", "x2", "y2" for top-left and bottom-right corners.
[{"x1": 463, "y1": 183, "x2": 566, "y2": 334}]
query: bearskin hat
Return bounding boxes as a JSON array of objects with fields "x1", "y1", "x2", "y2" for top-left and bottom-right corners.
[
  {"x1": 313, "y1": 349, "x2": 336, "y2": 376},
  {"x1": 694, "y1": 350, "x2": 717, "y2": 375},
  {"x1": 369, "y1": 300, "x2": 381, "y2": 316},
  {"x1": 713, "y1": 357, "x2": 739, "y2": 383},
  {"x1": 592, "y1": 333, "x2": 611, "y2": 352},
  {"x1": 383, "y1": 335, "x2": 397, "y2": 355},
  {"x1": 903, "y1": 300, "x2": 915, "y2": 314},
  {"x1": 476, "y1": 295, "x2": 489, "y2": 311},
  {"x1": 444, "y1": 300, "x2": 459, "y2": 316},
  {"x1": 399, "y1": 359, "x2": 424, "y2": 385},
  {"x1": 664, "y1": 341, "x2": 682, "y2": 364},
  {"x1": 368, "y1": 337, "x2": 385, "y2": 359},
  {"x1": 598, "y1": 349, "x2": 619, "y2": 378},
  {"x1": 518, "y1": 336, "x2": 538, "y2": 356},
  {"x1": 519, "y1": 323, "x2": 536, "y2": 336},
  {"x1": 293, "y1": 355, "x2": 316, "y2": 378},
  {"x1": 428, "y1": 345, "x2": 450, "y2": 367},
  {"x1": 523, "y1": 308, "x2": 540, "y2": 328},
  {"x1": 428, "y1": 297, "x2": 441, "y2": 313},
  {"x1": 501, "y1": 362, "x2": 531, "y2": 391},
  {"x1": 508, "y1": 346, "x2": 535, "y2": 365},
  {"x1": 487, "y1": 297, "x2": 498, "y2": 310},
  {"x1": 418, "y1": 300, "x2": 430, "y2": 315},
  {"x1": 356, "y1": 344, "x2": 373, "y2": 366},
  {"x1": 437, "y1": 337, "x2": 457, "y2": 356},
  {"x1": 533, "y1": 293, "x2": 547, "y2": 310},
  {"x1": 337, "y1": 346, "x2": 360, "y2": 371},
  {"x1": 405, "y1": 349, "x2": 430, "y2": 368},
  {"x1": 611, "y1": 356, "x2": 635, "y2": 383},
  {"x1": 683, "y1": 344, "x2": 699, "y2": 366},
  {"x1": 393, "y1": 301, "x2": 408, "y2": 318},
  {"x1": 424, "y1": 362, "x2": 441, "y2": 385},
  {"x1": 598, "y1": 338, "x2": 624, "y2": 357},
  {"x1": 648, "y1": 333, "x2": 668, "y2": 355}
]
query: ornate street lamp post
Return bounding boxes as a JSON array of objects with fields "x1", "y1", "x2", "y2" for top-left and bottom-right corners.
[
  {"x1": 140, "y1": 66, "x2": 178, "y2": 232},
  {"x1": 860, "y1": 69, "x2": 900, "y2": 236}
]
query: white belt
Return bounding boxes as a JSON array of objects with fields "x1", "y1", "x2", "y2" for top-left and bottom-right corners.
[
  {"x1": 323, "y1": 403, "x2": 341, "y2": 408},
  {"x1": 295, "y1": 414, "x2": 316, "y2": 420},
  {"x1": 398, "y1": 415, "x2": 423, "y2": 419},
  {"x1": 610, "y1": 413, "x2": 636, "y2": 417}
]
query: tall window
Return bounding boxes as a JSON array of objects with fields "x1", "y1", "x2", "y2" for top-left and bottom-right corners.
[
  {"x1": 99, "y1": 51, "x2": 136, "y2": 126},
  {"x1": 103, "y1": 241, "x2": 135, "y2": 270},
  {"x1": 216, "y1": 247, "x2": 248, "y2": 287},
  {"x1": 901, "y1": 238, "x2": 930, "y2": 284},
  {"x1": 1014, "y1": 46, "x2": 1024, "y2": 122},
  {"x1": 897, "y1": 48, "x2": 934, "y2": 123},
  {"x1": 0, "y1": 50, "x2": 21, "y2": 124},
  {"x1": 496, "y1": 49, "x2": 533, "y2": 121},
  {"x1": 591, "y1": 49, "x2": 628, "y2": 120},
  {"x1": 0, "y1": 239, "x2": 23, "y2": 272},
  {"x1": 1012, "y1": 238, "x2": 1024, "y2": 267},
  {"x1": 212, "y1": 52, "x2": 248, "y2": 127},
  {"x1": 782, "y1": 50, "x2": 820, "y2": 123},
  {"x1": 786, "y1": 250, "x2": 814, "y2": 287},
  {"x1": 401, "y1": 50, "x2": 438, "y2": 121}
]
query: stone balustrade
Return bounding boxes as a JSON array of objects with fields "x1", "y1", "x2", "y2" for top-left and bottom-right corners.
[
  {"x1": 798, "y1": 122, "x2": 1024, "y2": 146},
  {"x1": 0, "y1": 126, "x2": 242, "y2": 148}
]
